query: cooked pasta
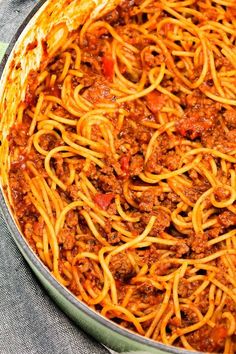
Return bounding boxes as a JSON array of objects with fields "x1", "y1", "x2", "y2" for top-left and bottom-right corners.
[{"x1": 6, "y1": 0, "x2": 236, "y2": 352}]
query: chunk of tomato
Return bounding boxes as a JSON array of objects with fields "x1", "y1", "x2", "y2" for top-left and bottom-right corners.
[
  {"x1": 146, "y1": 91, "x2": 165, "y2": 114},
  {"x1": 94, "y1": 193, "x2": 115, "y2": 210},
  {"x1": 120, "y1": 155, "x2": 130, "y2": 174},
  {"x1": 102, "y1": 55, "x2": 114, "y2": 82}
]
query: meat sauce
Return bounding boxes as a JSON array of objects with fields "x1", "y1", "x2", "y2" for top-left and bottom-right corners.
[{"x1": 7, "y1": 0, "x2": 236, "y2": 352}]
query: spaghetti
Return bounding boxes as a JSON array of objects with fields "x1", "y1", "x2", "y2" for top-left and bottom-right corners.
[{"x1": 6, "y1": 0, "x2": 236, "y2": 352}]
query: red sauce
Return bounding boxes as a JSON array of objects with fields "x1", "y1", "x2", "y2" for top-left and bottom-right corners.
[{"x1": 26, "y1": 40, "x2": 38, "y2": 52}]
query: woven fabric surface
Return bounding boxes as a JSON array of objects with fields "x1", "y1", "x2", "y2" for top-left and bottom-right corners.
[{"x1": 0, "y1": 1, "x2": 113, "y2": 354}]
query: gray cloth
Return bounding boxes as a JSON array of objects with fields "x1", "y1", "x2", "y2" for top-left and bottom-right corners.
[
  {"x1": 0, "y1": 1, "x2": 110, "y2": 353},
  {"x1": 0, "y1": 0, "x2": 37, "y2": 43}
]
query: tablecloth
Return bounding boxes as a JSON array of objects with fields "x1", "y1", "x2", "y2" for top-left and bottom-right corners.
[{"x1": 0, "y1": 1, "x2": 113, "y2": 353}]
